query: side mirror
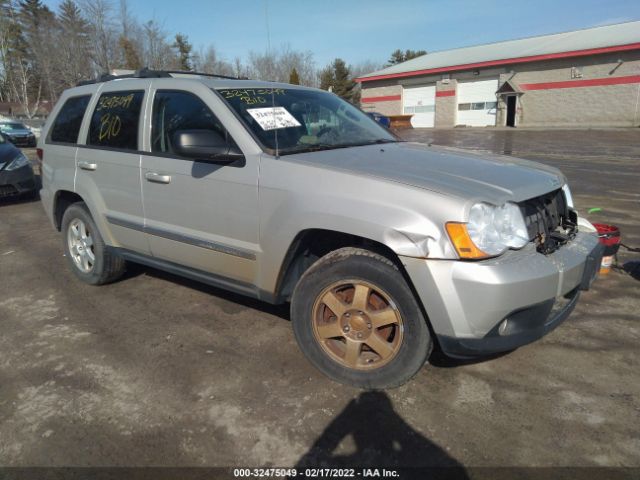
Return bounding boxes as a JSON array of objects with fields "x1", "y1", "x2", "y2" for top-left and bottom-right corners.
[{"x1": 173, "y1": 129, "x2": 243, "y2": 162}]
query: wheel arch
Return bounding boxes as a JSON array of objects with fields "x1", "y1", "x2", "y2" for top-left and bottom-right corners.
[
  {"x1": 273, "y1": 229, "x2": 419, "y2": 305},
  {"x1": 53, "y1": 190, "x2": 85, "y2": 231}
]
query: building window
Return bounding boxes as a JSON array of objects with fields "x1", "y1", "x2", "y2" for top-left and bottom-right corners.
[{"x1": 458, "y1": 103, "x2": 471, "y2": 111}]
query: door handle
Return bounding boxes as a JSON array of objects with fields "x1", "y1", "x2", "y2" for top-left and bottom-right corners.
[
  {"x1": 145, "y1": 172, "x2": 172, "y2": 184},
  {"x1": 78, "y1": 161, "x2": 97, "y2": 171}
]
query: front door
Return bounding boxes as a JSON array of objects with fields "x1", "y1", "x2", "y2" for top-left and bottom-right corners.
[{"x1": 140, "y1": 89, "x2": 260, "y2": 287}]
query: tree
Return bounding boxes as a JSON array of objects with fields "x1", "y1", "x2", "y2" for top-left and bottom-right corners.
[
  {"x1": 328, "y1": 58, "x2": 358, "y2": 104},
  {"x1": 192, "y1": 45, "x2": 234, "y2": 77},
  {"x1": 17, "y1": 0, "x2": 58, "y2": 102},
  {"x1": 319, "y1": 65, "x2": 334, "y2": 91},
  {"x1": 80, "y1": 0, "x2": 118, "y2": 75},
  {"x1": 119, "y1": 35, "x2": 141, "y2": 69},
  {"x1": 141, "y1": 20, "x2": 174, "y2": 69},
  {"x1": 1, "y1": 1, "x2": 42, "y2": 117},
  {"x1": 247, "y1": 45, "x2": 316, "y2": 85},
  {"x1": 173, "y1": 33, "x2": 192, "y2": 71},
  {"x1": 386, "y1": 49, "x2": 427, "y2": 66},
  {"x1": 288, "y1": 67, "x2": 300, "y2": 85},
  {"x1": 57, "y1": 0, "x2": 92, "y2": 87}
]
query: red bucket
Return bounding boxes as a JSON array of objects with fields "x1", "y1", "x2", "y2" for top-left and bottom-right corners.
[{"x1": 593, "y1": 223, "x2": 621, "y2": 275}]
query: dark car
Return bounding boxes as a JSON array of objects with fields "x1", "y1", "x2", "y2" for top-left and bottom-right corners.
[
  {"x1": 365, "y1": 111, "x2": 391, "y2": 128},
  {"x1": 0, "y1": 132, "x2": 37, "y2": 199},
  {"x1": 0, "y1": 121, "x2": 37, "y2": 147}
]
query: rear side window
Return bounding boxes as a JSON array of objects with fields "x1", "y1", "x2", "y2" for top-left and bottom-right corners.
[
  {"x1": 49, "y1": 95, "x2": 91, "y2": 144},
  {"x1": 151, "y1": 90, "x2": 234, "y2": 154},
  {"x1": 88, "y1": 90, "x2": 144, "y2": 150}
]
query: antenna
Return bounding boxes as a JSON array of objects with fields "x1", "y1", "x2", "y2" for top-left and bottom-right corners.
[{"x1": 264, "y1": 0, "x2": 279, "y2": 158}]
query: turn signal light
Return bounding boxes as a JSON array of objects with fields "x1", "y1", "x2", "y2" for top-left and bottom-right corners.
[{"x1": 445, "y1": 222, "x2": 489, "y2": 259}]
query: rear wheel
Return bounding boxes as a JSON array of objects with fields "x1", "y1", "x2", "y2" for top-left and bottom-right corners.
[
  {"x1": 61, "y1": 203, "x2": 125, "y2": 285},
  {"x1": 291, "y1": 248, "x2": 432, "y2": 389}
]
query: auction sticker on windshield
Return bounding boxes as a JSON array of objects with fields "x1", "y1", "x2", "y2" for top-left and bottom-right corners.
[{"x1": 247, "y1": 107, "x2": 301, "y2": 131}]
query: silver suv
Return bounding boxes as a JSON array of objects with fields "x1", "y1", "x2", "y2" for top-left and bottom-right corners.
[{"x1": 39, "y1": 70, "x2": 603, "y2": 388}]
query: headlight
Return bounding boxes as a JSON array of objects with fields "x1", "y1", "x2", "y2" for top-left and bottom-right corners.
[
  {"x1": 562, "y1": 184, "x2": 574, "y2": 208},
  {"x1": 5, "y1": 153, "x2": 30, "y2": 171},
  {"x1": 447, "y1": 202, "x2": 529, "y2": 259}
]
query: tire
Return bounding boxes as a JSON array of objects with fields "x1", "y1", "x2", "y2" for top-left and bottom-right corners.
[
  {"x1": 291, "y1": 247, "x2": 432, "y2": 389},
  {"x1": 61, "y1": 202, "x2": 125, "y2": 285}
]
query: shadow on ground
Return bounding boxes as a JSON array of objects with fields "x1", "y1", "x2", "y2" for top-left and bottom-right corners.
[
  {"x1": 124, "y1": 262, "x2": 291, "y2": 320},
  {"x1": 294, "y1": 391, "x2": 468, "y2": 476},
  {"x1": 621, "y1": 261, "x2": 640, "y2": 281}
]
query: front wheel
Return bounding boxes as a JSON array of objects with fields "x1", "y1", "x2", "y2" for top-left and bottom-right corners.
[{"x1": 291, "y1": 248, "x2": 432, "y2": 389}]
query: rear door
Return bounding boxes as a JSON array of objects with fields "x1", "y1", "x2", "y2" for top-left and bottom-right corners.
[
  {"x1": 140, "y1": 83, "x2": 260, "y2": 287},
  {"x1": 74, "y1": 81, "x2": 150, "y2": 253}
]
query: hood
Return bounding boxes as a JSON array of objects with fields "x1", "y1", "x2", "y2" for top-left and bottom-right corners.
[
  {"x1": 1, "y1": 128, "x2": 33, "y2": 136},
  {"x1": 283, "y1": 142, "x2": 564, "y2": 204}
]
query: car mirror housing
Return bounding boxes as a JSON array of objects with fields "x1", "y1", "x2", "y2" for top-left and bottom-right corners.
[{"x1": 173, "y1": 129, "x2": 243, "y2": 163}]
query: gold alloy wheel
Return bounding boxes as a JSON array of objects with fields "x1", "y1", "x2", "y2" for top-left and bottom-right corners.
[{"x1": 311, "y1": 280, "x2": 404, "y2": 370}]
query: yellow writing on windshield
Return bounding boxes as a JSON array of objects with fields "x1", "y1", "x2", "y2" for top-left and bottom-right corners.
[{"x1": 220, "y1": 88, "x2": 285, "y2": 105}]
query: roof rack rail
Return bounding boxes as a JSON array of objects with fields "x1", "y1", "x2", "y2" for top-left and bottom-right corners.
[{"x1": 76, "y1": 68, "x2": 248, "y2": 86}]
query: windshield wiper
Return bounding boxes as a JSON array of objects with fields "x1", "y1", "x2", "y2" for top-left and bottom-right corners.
[{"x1": 279, "y1": 139, "x2": 398, "y2": 155}]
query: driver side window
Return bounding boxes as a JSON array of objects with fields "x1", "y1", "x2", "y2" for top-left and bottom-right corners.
[{"x1": 151, "y1": 90, "x2": 235, "y2": 154}]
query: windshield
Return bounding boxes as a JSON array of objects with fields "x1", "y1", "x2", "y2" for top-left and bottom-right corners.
[
  {"x1": 216, "y1": 88, "x2": 397, "y2": 155},
  {"x1": 0, "y1": 122, "x2": 27, "y2": 130}
]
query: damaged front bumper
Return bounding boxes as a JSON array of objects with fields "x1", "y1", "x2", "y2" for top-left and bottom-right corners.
[{"x1": 402, "y1": 231, "x2": 603, "y2": 357}]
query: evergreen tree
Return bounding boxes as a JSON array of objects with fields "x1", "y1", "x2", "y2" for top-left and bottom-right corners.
[
  {"x1": 319, "y1": 65, "x2": 334, "y2": 91},
  {"x1": 173, "y1": 33, "x2": 192, "y2": 71},
  {"x1": 57, "y1": 0, "x2": 92, "y2": 87},
  {"x1": 17, "y1": 0, "x2": 60, "y2": 101},
  {"x1": 386, "y1": 48, "x2": 427, "y2": 66},
  {"x1": 288, "y1": 67, "x2": 300, "y2": 85},
  {"x1": 331, "y1": 58, "x2": 357, "y2": 104}
]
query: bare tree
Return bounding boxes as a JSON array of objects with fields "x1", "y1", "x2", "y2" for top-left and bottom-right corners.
[
  {"x1": 141, "y1": 19, "x2": 177, "y2": 69},
  {"x1": 247, "y1": 44, "x2": 316, "y2": 86},
  {"x1": 193, "y1": 45, "x2": 235, "y2": 76},
  {"x1": 80, "y1": 0, "x2": 118, "y2": 74}
]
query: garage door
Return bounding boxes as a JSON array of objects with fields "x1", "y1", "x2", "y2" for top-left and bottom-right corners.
[
  {"x1": 457, "y1": 79, "x2": 498, "y2": 127},
  {"x1": 403, "y1": 85, "x2": 435, "y2": 128}
]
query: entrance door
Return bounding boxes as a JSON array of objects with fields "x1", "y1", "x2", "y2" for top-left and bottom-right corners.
[{"x1": 506, "y1": 95, "x2": 517, "y2": 127}]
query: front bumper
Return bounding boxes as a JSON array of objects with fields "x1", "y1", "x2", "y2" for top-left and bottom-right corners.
[
  {"x1": 0, "y1": 164, "x2": 37, "y2": 198},
  {"x1": 402, "y1": 231, "x2": 603, "y2": 357}
]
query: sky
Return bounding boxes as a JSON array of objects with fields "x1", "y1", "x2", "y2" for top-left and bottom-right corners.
[{"x1": 43, "y1": 0, "x2": 640, "y2": 69}]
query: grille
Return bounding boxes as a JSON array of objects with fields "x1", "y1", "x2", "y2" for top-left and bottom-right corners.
[
  {"x1": 0, "y1": 185, "x2": 18, "y2": 197},
  {"x1": 519, "y1": 189, "x2": 575, "y2": 253}
]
